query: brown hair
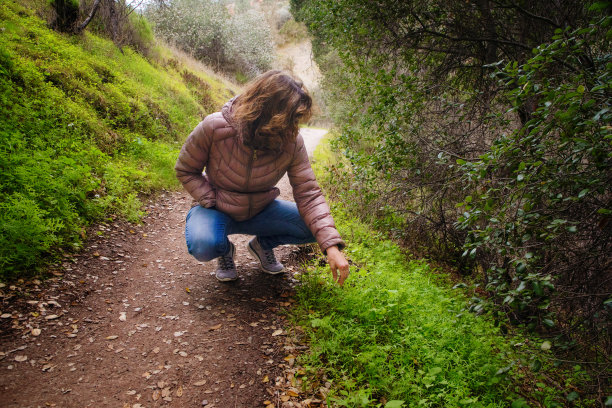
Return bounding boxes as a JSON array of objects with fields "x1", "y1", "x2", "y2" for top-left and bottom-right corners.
[{"x1": 232, "y1": 70, "x2": 312, "y2": 151}]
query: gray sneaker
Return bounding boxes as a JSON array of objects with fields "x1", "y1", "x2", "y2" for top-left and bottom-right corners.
[
  {"x1": 247, "y1": 237, "x2": 285, "y2": 274},
  {"x1": 215, "y1": 242, "x2": 237, "y2": 282}
]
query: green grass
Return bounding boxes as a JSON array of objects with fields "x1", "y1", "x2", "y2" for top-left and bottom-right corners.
[
  {"x1": 0, "y1": 0, "x2": 234, "y2": 280},
  {"x1": 286, "y1": 137, "x2": 595, "y2": 407}
]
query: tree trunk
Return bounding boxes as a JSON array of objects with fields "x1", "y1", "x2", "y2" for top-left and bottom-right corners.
[{"x1": 77, "y1": 0, "x2": 102, "y2": 32}]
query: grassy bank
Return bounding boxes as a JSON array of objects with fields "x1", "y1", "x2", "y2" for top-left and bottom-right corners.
[
  {"x1": 0, "y1": 1, "x2": 235, "y2": 280},
  {"x1": 286, "y1": 136, "x2": 595, "y2": 407}
]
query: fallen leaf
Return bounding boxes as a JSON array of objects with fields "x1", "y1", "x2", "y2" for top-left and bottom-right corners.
[
  {"x1": 174, "y1": 331, "x2": 185, "y2": 337},
  {"x1": 176, "y1": 385, "x2": 183, "y2": 397},
  {"x1": 271, "y1": 329, "x2": 283, "y2": 336},
  {"x1": 105, "y1": 335, "x2": 118, "y2": 340},
  {"x1": 45, "y1": 314, "x2": 59, "y2": 320},
  {"x1": 126, "y1": 390, "x2": 136, "y2": 395},
  {"x1": 119, "y1": 312, "x2": 127, "y2": 322},
  {"x1": 179, "y1": 351, "x2": 188, "y2": 357},
  {"x1": 281, "y1": 395, "x2": 290, "y2": 402},
  {"x1": 152, "y1": 347, "x2": 160, "y2": 354},
  {"x1": 14, "y1": 355, "x2": 28, "y2": 362},
  {"x1": 208, "y1": 324, "x2": 222, "y2": 331},
  {"x1": 161, "y1": 387, "x2": 171, "y2": 398},
  {"x1": 193, "y1": 380, "x2": 207, "y2": 386},
  {"x1": 152, "y1": 390, "x2": 160, "y2": 401},
  {"x1": 31, "y1": 328, "x2": 41, "y2": 336},
  {"x1": 185, "y1": 288, "x2": 190, "y2": 293},
  {"x1": 249, "y1": 322, "x2": 259, "y2": 327},
  {"x1": 262, "y1": 375, "x2": 269, "y2": 383},
  {"x1": 287, "y1": 390, "x2": 299, "y2": 397}
]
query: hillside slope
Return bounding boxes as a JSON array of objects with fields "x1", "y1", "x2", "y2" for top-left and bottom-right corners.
[{"x1": 0, "y1": 1, "x2": 235, "y2": 279}]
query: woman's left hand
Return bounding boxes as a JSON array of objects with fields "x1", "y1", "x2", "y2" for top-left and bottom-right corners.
[{"x1": 326, "y1": 245, "x2": 350, "y2": 286}]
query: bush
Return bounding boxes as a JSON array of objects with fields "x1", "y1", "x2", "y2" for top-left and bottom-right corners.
[{"x1": 145, "y1": 0, "x2": 274, "y2": 78}]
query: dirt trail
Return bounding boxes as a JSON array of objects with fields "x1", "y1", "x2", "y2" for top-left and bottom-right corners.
[
  {"x1": 276, "y1": 41, "x2": 321, "y2": 92},
  {"x1": 0, "y1": 130, "x2": 327, "y2": 408}
]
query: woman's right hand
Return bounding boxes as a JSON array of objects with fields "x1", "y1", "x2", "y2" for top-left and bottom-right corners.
[{"x1": 326, "y1": 245, "x2": 350, "y2": 286}]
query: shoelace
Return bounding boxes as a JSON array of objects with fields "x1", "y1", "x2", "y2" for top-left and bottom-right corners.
[
  {"x1": 218, "y1": 254, "x2": 235, "y2": 270},
  {"x1": 262, "y1": 249, "x2": 276, "y2": 264}
]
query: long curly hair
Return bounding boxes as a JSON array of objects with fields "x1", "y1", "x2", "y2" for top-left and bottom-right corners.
[{"x1": 232, "y1": 70, "x2": 312, "y2": 151}]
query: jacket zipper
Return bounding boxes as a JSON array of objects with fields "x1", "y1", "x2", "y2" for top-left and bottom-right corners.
[{"x1": 245, "y1": 149, "x2": 257, "y2": 218}]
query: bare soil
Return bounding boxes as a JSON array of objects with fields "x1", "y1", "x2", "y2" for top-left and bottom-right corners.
[{"x1": 0, "y1": 130, "x2": 328, "y2": 408}]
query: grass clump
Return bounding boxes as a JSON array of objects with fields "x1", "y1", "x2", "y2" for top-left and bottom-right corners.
[
  {"x1": 0, "y1": 1, "x2": 234, "y2": 280},
  {"x1": 286, "y1": 137, "x2": 595, "y2": 407}
]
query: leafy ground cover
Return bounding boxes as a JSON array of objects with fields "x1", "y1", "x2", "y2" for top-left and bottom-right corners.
[
  {"x1": 0, "y1": 1, "x2": 235, "y2": 280},
  {"x1": 286, "y1": 137, "x2": 596, "y2": 407}
]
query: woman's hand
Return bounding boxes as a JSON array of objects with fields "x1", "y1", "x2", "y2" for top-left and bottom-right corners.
[{"x1": 326, "y1": 245, "x2": 350, "y2": 286}]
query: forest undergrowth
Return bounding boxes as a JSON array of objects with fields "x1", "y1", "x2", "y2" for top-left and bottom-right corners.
[{"x1": 287, "y1": 137, "x2": 600, "y2": 408}]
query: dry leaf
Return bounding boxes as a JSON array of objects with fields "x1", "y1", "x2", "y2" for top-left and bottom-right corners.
[
  {"x1": 249, "y1": 322, "x2": 259, "y2": 327},
  {"x1": 185, "y1": 288, "x2": 190, "y2": 293},
  {"x1": 287, "y1": 390, "x2": 299, "y2": 397},
  {"x1": 193, "y1": 380, "x2": 207, "y2": 386},
  {"x1": 176, "y1": 385, "x2": 183, "y2": 397},
  {"x1": 161, "y1": 387, "x2": 171, "y2": 397},
  {"x1": 45, "y1": 314, "x2": 59, "y2": 320},
  {"x1": 105, "y1": 335, "x2": 118, "y2": 340},
  {"x1": 271, "y1": 329, "x2": 283, "y2": 336},
  {"x1": 152, "y1": 390, "x2": 160, "y2": 401},
  {"x1": 14, "y1": 355, "x2": 28, "y2": 362},
  {"x1": 119, "y1": 312, "x2": 127, "y2": 322},
  {"x1": 262, "y1": 375, "x2": 269, "y2": 383},
  {"x1": 208, "y1": 324, "x2": 222, "y2": 331},
  {"x1": 31, "y1": 328, "x2": 41, "y2": 336}
]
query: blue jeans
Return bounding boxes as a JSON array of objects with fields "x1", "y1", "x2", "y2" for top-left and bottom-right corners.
[{"x1": 185, "y1": 199, "x2": 316, "y2": 261}]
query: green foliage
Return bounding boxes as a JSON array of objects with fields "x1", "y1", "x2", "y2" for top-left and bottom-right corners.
[
  {"x1": 145, "y1": 0, "x2": 274, "y2": 78},
  {"x1": 278, "y1": 18, "x2": 308, "y2": 46},
  {"x1": 0, "y1": 1, "x2": 232, "y2": 280},
  {"x1": 293, "y1": 0, "x2": 612, "y2": 365},
  {"x1": 456, "y1": 16, "x2": 612, "y2": 328},
  {"x1": 287, "y1": 139, "x2": 596, "y2": 407}
]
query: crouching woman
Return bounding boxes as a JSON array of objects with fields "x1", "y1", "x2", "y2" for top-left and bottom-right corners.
[{"x1": 175, "y1": 70, "x2": 349, "y2": 284}]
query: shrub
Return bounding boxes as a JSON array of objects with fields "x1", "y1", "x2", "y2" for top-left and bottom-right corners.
[{"x1": 145, "y1": 0, "x2": 274, "y2": 78}]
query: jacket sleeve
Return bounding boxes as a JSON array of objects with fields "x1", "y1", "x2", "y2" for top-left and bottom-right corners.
[
  {"x1": 175, "y1": 116, "x2": 216, "y2": 208},
  {"x1": 288, "y1": 135, "x2": 345, "y2": 253}
]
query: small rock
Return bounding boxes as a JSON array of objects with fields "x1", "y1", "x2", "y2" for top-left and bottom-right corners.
[{"x1": 201, "y1": 400, "x2": 208, "y2": 406}]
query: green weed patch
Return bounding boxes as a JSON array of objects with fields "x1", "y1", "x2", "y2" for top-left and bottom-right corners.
[
  {"x1": 287, "y1": 137, "x2": 594, "y2": 407},
  {"x1": 0, "y1": 1, "x2": 233, "y2": 279}
]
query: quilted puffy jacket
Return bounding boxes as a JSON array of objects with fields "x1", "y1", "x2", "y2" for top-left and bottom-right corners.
[{"x1": 175, "y1": 98, "x2": 345, "y2": 252}]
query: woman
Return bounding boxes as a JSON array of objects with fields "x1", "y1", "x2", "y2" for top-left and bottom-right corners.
[{"x1": 175, "y1": 70, "x2": 350, "y2": 284}]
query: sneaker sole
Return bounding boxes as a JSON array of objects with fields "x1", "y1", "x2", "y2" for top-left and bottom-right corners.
[
  {"x1": 247, "y1": 243, "x2": 286, "y2": 275},
  {"x1": 215, "y1": 275, "x2": 238, "y2": 282}
]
